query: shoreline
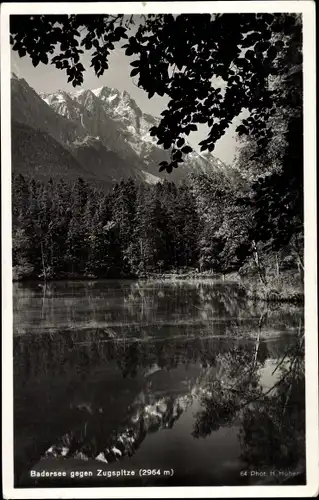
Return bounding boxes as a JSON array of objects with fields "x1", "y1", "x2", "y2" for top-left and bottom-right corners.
[{"x1": 13, "y1": 270, "x2": 304, "y2": 305}]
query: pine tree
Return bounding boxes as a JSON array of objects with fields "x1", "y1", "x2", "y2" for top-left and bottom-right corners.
[{"x1": 111, "y1": 179, "x2": 137, "y2": 275}]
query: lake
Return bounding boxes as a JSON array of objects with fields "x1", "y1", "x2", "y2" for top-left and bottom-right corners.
[{"x1": 13, "y1": 279, "x2": 305, "y2": 487}]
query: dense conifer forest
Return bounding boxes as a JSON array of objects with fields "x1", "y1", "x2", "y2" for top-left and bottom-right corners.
[{"x1": 12, "y1": 172, "x2": 303, "y2": 299}]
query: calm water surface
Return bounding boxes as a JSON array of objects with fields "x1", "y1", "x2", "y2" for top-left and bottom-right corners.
[{"x1": 13, "y1": 280, "x2": 305, "y2": 487}]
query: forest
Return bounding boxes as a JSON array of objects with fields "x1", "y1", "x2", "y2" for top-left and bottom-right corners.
[{"x1": 12, "y1": 167, "x2": 303, "y2": 302}]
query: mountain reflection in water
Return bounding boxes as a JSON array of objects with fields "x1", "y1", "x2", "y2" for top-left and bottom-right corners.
[{"x1": 13, "y1": 280, "x2": 305, "y2": 487}]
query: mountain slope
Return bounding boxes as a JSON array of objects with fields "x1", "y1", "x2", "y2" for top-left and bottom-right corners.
[
  {"x1": 11, "y1": 121, "x2": 96, "y2": 182},
  {"x1": 11, "y1": 73, "x2": 86, "y2": 147},
  {"x1": 11, "y1": 121, "x2": 148, "y2": 189},
  {"x1": 71, "y1": 136, "x2": 147, "y2": 183},
  {"x1": 11, "y1": 73, "x2": 230, "y2": 188},
  {"x1": 11, "y1": 75, "x2": 161, "y2": 187},
  {"x1": 41, "y1": 88, "x2": 139, "y2": 161}
]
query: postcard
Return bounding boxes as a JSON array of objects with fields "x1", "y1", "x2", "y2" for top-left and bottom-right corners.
[{"x1": 1, "y1": 1, "x2": 318, "y2": 498}]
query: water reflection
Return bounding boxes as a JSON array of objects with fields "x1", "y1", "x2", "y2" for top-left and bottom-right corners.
[
  {"x1": 13, "y1": 280, "x2": 305, "y2": 487},
  {"x1": 14, "y1": 280, "x2": 303, "y2": 336}
]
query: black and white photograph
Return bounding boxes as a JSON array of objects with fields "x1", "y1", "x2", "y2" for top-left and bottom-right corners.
[{"x1": 1, "y1": 1, "x2": 318, "y2": 498}]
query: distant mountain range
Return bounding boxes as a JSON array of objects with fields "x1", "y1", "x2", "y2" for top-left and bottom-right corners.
[{"x1": 11, "y1": 73, "x2": 228, "y2": 190}]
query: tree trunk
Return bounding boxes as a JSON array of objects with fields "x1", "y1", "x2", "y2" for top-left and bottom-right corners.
[
  {"x1": 41, "y1": 282, "x2": 47, "y2": 319},
  {"x1": 296, "y1": 255, "x2": 304, "y2": 284},
  {"x1": 291, "y1": 234, "x2": 304, "y2": 283},
  {"x1": 40, "y1": 240, "x2": 47, "y2": 281},
  {"x1": 252, "y1": 331, "x2": 260, "y2": 371},
  {"x1": 140, "y1": 238, "x2": 143, "y2": 263},
  {"x1": 293, "y1": 248, "x2": 304, "y2": 284},
  {"x1": 252, "y1": 240, "x2": 267, "y2": 285},
  {"x1": 275, "y1": 253, "x2": 280, "y2": 278},
  {"x1": 252, "y1": 310, "x2": 267, "y2": 371}
]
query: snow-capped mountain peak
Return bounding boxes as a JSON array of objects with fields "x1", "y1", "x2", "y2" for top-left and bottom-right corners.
[
  {"x1": 41, "y1": 90, "x2": 69, "y2": 105},
  {"x1": 92, "y1": 85, "x2": 119, "y2": 101},
  {"x1": 38, "y1": 83, "x2": 228, "y2": 182}
]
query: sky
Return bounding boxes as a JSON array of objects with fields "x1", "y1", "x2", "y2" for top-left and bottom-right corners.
[{"x1": 11, "y1": 37, "x2": 241, "y2": 165}]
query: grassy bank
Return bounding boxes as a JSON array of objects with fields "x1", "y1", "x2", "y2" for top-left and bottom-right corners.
[
  {"x1": 143, "y1": 268, "x2": 304, "y2": 304},
  {"x1": 13, "y1": 266, "x2": 303, "y2": 304},
  {"x1": 226, "y1": 270, "x2": 304, "y2": 304},
  {"x1": 238, "y1": 278, "x2": 303, "y2": 304}
]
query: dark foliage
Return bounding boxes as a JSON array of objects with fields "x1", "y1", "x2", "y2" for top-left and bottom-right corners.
[
  {"x1": 10, "y1": 14, "x2": 302, "y2": 171},
  {"x1": 12, "y1": 175, "x2": 201, "y2": 280}
]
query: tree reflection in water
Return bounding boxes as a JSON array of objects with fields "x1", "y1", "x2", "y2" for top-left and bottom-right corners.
[
  {"x1": 192, "y1": 325, "x2": 305, "y2": 481},
  {"x1": 13, "y1": 280, "x2": 305, "y2": 485},
  {"x1": 239, "y1": 329, "x2": 305, "y2": 477}
]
